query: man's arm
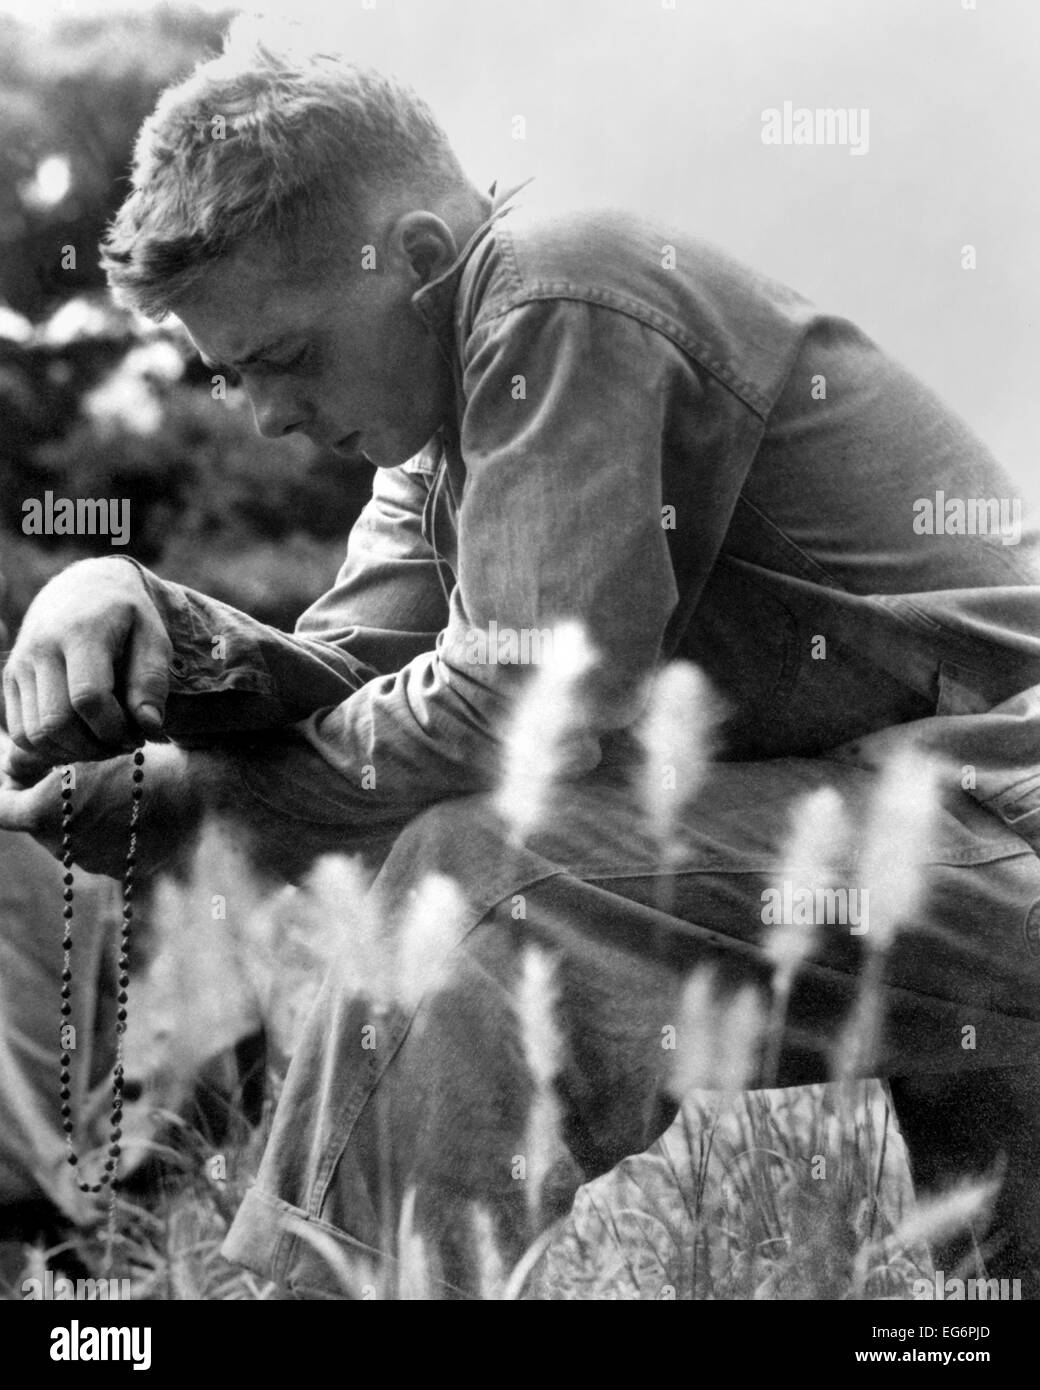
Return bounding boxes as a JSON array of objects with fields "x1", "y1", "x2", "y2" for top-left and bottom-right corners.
[
  {"x1": 1, "y1": 463, "x2": 449, "y2": 759},
  {"x1": 4, "y1": 298, "x2": 695, "y2": 839},
  {"x1": 235, "y1": 297, "x2": 688, "y2": 829},
  {"x1": 127, "y1": 461, "x2": 453, "y2": 745}
]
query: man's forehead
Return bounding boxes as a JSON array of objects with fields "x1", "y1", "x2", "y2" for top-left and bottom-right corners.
[{"x1": 173, "y1": 251, "x2": 315, "y2": 366}]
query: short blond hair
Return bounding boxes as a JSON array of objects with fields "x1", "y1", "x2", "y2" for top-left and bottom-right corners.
[{"x1": 101, "y1": 29, "x2": 467, "y2": 319}]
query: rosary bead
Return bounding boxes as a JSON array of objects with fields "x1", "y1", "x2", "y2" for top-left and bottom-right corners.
[{"x1": 59, "y1": 751, "x2": 141, "y2": 1199}]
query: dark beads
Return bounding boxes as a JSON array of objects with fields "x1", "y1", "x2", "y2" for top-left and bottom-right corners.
[{"x1": 59, "y1": 750, "x2": 142, "y2": 1197}]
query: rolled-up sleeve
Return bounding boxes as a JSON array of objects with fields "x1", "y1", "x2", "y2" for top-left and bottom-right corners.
[
  {"x1": 134, "y1": 299, "x2": 688, "y2": 832},
  {"x1": 261, "y1": 298, "x2": 683, "y2": 825}
]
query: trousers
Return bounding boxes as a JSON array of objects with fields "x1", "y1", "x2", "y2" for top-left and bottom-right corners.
[{"x1": 211, "y1": 753, "x2": 1040, "y2": 1297}]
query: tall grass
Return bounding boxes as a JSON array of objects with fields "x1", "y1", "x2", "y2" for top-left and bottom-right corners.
[{"x1": 0, "y1": 644, "x2": 991, "y2": 1302}]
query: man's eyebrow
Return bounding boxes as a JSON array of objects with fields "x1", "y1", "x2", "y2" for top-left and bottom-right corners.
[{"x1": 199, "y1": 336, "x2": 294, "y2": 372}]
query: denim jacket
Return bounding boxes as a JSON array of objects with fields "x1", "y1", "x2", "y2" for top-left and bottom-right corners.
[{"x1": 132, "y1": 180, "x2": 1040, "y2": 849}]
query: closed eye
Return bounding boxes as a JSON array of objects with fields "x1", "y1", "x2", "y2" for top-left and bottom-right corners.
[{"x1": 262, "y1": 346, "x2": 309, "y2": 373}]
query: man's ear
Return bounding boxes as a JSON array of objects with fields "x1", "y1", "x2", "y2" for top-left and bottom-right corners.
[{"x1": 387, "y1": 211, "x2": 459, "y2": 287}]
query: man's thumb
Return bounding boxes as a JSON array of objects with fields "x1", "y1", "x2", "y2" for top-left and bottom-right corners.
[{"x1": 125, "y1": 621, "x2": 171, "y2": 734}]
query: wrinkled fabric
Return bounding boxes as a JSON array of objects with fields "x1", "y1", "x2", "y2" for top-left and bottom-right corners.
[
  {"x1": 218, "y1": 764, "x2": 1040, "y2": 1297},
  {"x1": 121, "y1": 179, "x2": 1040, "y2": 844},
  {"x1": 69, "y1": 180, "x2": 1040, "y2": 1293}
]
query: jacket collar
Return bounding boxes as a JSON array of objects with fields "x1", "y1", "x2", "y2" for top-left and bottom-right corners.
[{"x1": 411, "y1": 177, "x2": 533, "y2": 346}]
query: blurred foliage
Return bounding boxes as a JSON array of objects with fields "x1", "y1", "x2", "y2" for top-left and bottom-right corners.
[
  {"x1": 0, "y1": 7, "x2": 375, "y2": 633},
  {"x1": 0, "y1": 6, "x2": 230, "y2": 316}
]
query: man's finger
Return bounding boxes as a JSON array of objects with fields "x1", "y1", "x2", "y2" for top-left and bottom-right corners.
[
  {"x1": 65, "y1": 640, "x2": 130, "y2": 746},
  {"x1": 14, "y1": 657, "x2": 91, "y2": 764},
  {"x1": 0, "y1": 786, "x2": 33, "y2": 830},
  {"x1": 34, "y1": 650, "x2": 97, "y2": 759},
  {"x1": 0, "y1": 776, "x2": 60, "y2": 847},
  {"x1": 12, "y1": 669, "x2": 42, "y2": 753},
  {"x1": 124, "y1": 615, "x2": 171, "y2": 734},
  {"x1": 0, "y1": 731, "x2": 54, "y2": 788},
  {"x1": 2, "y1": 665, "x2": 26, "y2": 746}
]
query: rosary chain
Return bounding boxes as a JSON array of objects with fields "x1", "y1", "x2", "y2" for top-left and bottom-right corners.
[{"x1": 59, "y1": 748, "x2": 144, "y2": 1196}]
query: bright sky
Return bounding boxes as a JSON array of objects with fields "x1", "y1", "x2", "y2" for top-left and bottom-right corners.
[{"x1": 3, "y1": 0, "x2": 1038, "y2": 493}]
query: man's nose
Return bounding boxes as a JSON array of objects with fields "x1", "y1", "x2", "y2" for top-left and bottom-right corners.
[{"x1": 247, "y1": 380, "x2": 309, "y2": 439}]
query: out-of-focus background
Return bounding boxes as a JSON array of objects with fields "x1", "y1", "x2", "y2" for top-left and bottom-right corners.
[{"x1": 0, "y1": 0, "x2": 1036, "y2": 633}]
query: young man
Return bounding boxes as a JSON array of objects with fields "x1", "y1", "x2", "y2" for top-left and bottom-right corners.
[{"x1": 2, "y1": 34, "x2": 1039, "y2": 1296}]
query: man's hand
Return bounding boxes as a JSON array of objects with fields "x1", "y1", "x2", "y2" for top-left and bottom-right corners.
[
  {"x1": 2, "y1": 558, "x2": 172, "y2": 764},
  {"x1": 0, "y1": 729, "x2": 64, "y2": 853},
  {"x1": 0, "y1": 730, "x2": 198, "y2": 878}
]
